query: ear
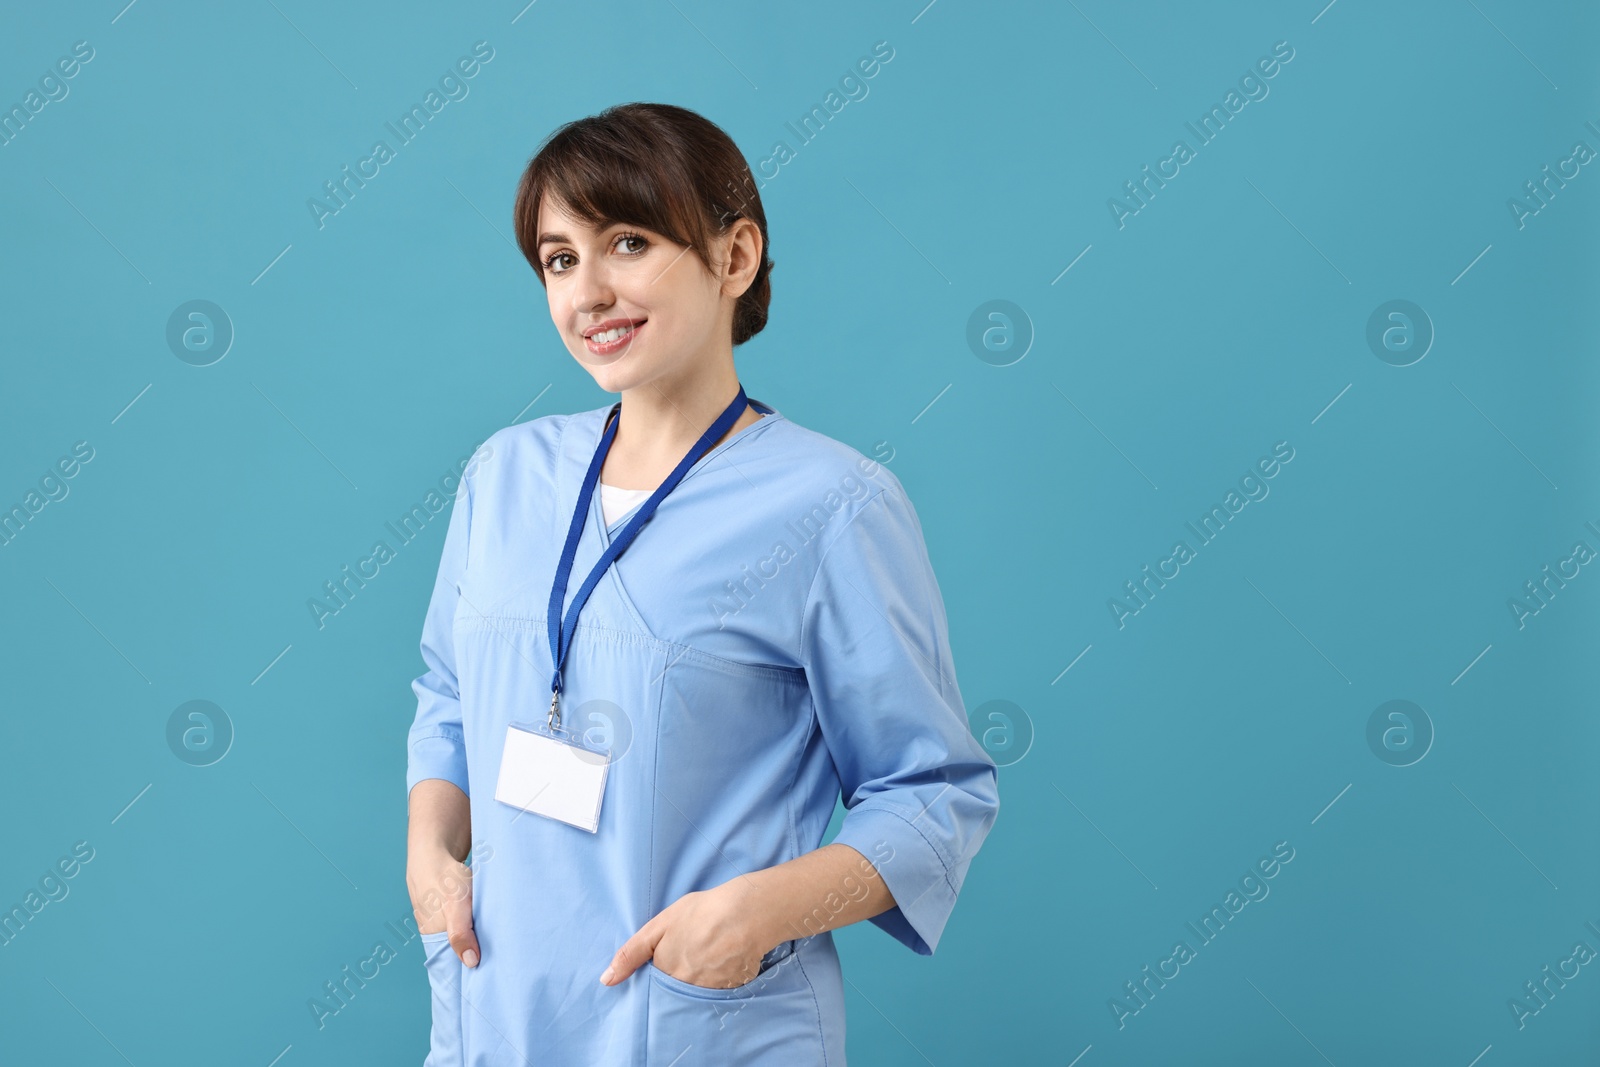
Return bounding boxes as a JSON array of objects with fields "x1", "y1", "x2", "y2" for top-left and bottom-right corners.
[{"x1": 719, "y1": 217, "x2": 764, "y2": 301}]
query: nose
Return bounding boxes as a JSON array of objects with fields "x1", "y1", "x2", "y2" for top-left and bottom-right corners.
[{"x1": 567, "y1": 259, "x2": 614, "y2": 318}]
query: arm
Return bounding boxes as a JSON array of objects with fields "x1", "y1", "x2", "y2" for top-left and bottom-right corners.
[
  {"x1": 601, "y1": 480, "x2": 1000, "y2": 989},
  {"x1": 600, "y1": 842, "x2": 897, "y2": 988},
  {"x1": 404, "y1": 464, "x2": 481, "y2": 964},
  {"x1": 796, "y1": 482, "x2": 1000, "y2": 956},
  {"x1": 407, "y1": 779, "x2": 476, "y2": 957},
  {"x1": 728, "y1": 841, "x2": 899, "y2": 947},
  {"x1": 409, "y1": 779, "x2": 471, "y2": 862}
]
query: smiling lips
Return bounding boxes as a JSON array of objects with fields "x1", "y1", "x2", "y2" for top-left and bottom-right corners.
[{"x1": 583, "y1": 319, "x2": 646, "y2": 355}]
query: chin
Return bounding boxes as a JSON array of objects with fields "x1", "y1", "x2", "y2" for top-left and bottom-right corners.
[
  {"x1": 583, "y1": 361, "x2": 645, "y2": 396},
  {"x1": 575, "y1": 349, "x2": 658, "y2": 394}
]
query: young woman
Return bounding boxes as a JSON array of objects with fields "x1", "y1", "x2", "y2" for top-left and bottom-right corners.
[{"x1": 404, "y1": 102, "x2": 999, "y2": 1066}]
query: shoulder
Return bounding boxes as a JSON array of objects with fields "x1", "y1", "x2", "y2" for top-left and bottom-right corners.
[
  {"x1": 757, "y1": 410, "x2": 901, "y2": 488},
  {"x1": 463, "y1": 403, "x2": 608, "y2": 494},
  {"x1": 481, "y1": 405, "x2": 594, "y2": 458},
  {"x1": 748, "y1": 411, "x2": 917, "y2": 553}
]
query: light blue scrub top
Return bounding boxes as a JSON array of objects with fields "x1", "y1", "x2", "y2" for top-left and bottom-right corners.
[{"x1": 406, "y1": 399, "x2": 1001, "y2": 1066}]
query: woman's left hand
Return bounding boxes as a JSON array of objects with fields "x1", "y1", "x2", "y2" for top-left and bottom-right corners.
[{"x1": 599, "y1": 882, "x2": 772, "y2": 989}]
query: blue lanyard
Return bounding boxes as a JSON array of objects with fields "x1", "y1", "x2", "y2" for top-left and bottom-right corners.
[{"x1": 545, "y1": 384, "x2": 752, "y2": 731}]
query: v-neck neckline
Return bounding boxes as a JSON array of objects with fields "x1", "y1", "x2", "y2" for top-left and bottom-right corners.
[{"x1": 588, "y1": 401, "x2": 781, "y2": 548}]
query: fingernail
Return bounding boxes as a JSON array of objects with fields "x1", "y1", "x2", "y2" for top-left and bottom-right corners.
[
  {"x1": 600, "y1": 966, "x2": 614, "y2": 985},
  {"x1": 463, "y1": 949, "x2": 479, "y2": 968}
]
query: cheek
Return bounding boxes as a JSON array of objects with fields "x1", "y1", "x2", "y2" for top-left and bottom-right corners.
[
  {"x1": 641, "y1": 254, "x2": 711, "y2": 306},
  {"x1": 617, "y1": 269, "x2": 664, "y2": 311},
  {"x1": 648, "y1": 280, "x2": 714, "y2": 333},
  {"x1": 549, "y1": 294, "x2": 580, "y2": 340}
]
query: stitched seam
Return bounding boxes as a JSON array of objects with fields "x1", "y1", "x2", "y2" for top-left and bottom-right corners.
[
  {"x1": 792, "y1": 948, "x2": 829, "y2": 1066},
  {"x1": 409, "y1": 727, "x2": 464, "y2": 743},
  {"x1": 455, "y1": 615, "x2": 807, "y2": 683},
  {"x1": 797, "y1": 487, "x2": 894, "y2": 664},
  {"x1": 780, "y1": 700, "x2": 815, "y2": 893},
  {"x1": 785, "y1": 709, "x2": 827, "y2": 1065},
  {"x1": 645, "y1": 639, "x2": 663, "y2": 1059},
  {"x1": 869, "y1": 805, "x2": 961, "y2": 896},
  {"x1": 461, "y1": 456, "x2": 476, "y2": 572}
]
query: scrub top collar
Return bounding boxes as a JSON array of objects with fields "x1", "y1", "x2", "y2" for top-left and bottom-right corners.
[{"x1": 585, "y1": 397, "x2": 784, "y2": 549}]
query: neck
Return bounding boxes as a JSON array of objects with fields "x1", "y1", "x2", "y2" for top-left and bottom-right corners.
[{"x1": 603, "y1": 360, "x2": 761, "y2": 488}]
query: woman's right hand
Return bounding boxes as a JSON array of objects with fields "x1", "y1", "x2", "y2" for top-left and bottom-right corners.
[
  {"x1": 407, "y1": 778, "x2": 480, "y2": 967},
  {"x1": 408, "y1": 848, "x2": 480, "y2": 966}
]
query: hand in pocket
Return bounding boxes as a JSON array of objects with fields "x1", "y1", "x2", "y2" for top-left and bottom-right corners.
[{"x1": 407, "y1": 847, "x2": 482, "y2": 968}]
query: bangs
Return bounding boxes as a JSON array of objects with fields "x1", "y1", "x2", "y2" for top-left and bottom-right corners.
[{"x1": 515, "y1": 118, "x2": 709, "y2": 275}]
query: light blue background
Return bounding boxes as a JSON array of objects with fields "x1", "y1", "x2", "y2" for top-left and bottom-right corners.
[{"x1": 2, "y1": 1, "x2": 1597, "y2": 1064}]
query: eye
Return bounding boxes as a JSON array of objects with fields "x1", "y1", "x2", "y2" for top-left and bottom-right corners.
[{"x1": 543, "y1": 232, "x2": 649, "y2": 277}]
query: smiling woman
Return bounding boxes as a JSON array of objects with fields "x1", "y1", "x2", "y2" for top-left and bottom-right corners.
[
  {"x1": 403, "y1": 102, "x2": 999, "y2": 1067},
  {"x1": 512, "y1": 103, "x2": 775, "y2": 353}
]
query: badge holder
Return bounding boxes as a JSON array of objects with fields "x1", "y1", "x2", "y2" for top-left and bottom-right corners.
[{"x1": 494, "y1": 715, "x2": 611, "y2": 834}]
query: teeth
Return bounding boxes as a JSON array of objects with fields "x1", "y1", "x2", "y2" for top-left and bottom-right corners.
[{"x1": 592, "y1": 324, "x2": 636, "y2": 344}]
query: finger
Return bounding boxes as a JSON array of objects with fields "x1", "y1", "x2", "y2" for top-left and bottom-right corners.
[
  {"x1": 450, "y1": 922, "x2": 481, "y2": 968},
  {"x1": 601, "y1": 922, "x2": 663, "y2": 986},
  {"x1": 445, "y1": 871, "x2": 480, "y2": 968},
  {"x1": 453, "y1": 928, "x2": 481, "y2": 969}
]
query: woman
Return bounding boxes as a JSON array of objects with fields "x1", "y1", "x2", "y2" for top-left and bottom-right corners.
[{"x1": 404, "y1": 102, "x2": 999, "y2": 1066}]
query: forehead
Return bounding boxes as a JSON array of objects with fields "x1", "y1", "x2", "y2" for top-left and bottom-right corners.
[
  {"x1": 536, "y1": 198, "x2": 620, "y2": 245},
  {"x1": 536, "y1": 194, "x2": 583, "y2": 229}
]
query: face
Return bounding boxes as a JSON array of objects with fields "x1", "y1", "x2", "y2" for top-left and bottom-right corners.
[{"x1": 535, "y1": 195, "x2": 739, "y2": 395}]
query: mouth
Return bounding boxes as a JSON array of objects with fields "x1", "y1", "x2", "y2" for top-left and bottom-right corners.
[{"x1": 583, "y1": 318, "x2": 646, "y2": 356}]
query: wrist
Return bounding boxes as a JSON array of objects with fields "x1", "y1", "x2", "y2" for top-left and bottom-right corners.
[
  {"x1": 407, "y1": 840, "x2": 463, "y2": 871},
  {"x1": 715, "y1": 870, "x2": 795, "y2": 954}
]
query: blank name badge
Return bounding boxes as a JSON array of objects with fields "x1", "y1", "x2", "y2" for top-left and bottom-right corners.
[{"x1": 494, "y1": 722, "x2": 610, "y2": 833}]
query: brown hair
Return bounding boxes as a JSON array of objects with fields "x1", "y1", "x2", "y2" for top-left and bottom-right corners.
[{"x1": 513, "y1": 102, "x2": 774, "y2": 346}]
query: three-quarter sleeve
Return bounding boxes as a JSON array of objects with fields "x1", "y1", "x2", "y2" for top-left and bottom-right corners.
[
  {"x1": 800, "y1": 481, "x2": 1000, "y2": 955},
  {"x1": 405, "y1": 470, "x2": 474, "y2": 800}
]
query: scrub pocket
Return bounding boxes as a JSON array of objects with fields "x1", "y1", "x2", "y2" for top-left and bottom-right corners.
[
  {"x1": 645, "y1": 940, "x2": 825, "y2": 1066},
  {"x1": 420, "y1": 931, "x2": 464, "y2": 1067}
]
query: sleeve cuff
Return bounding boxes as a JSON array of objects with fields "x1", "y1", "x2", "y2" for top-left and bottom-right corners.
[
  {"x1": 829, "y1": 804, "x2": 962, "y2": 956},
  {"x1": 406, "y1": 728, "x2": 470, "y2": 800}
]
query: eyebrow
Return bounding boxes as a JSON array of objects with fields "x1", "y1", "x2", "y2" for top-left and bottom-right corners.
[{"x1": 536, "y1": 219, "x2": 626, "y2": 250}]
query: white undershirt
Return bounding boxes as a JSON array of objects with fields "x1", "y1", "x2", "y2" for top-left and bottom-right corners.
[{"x1": 599, "y1": 483, "x2": 655, "y2": 527}]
